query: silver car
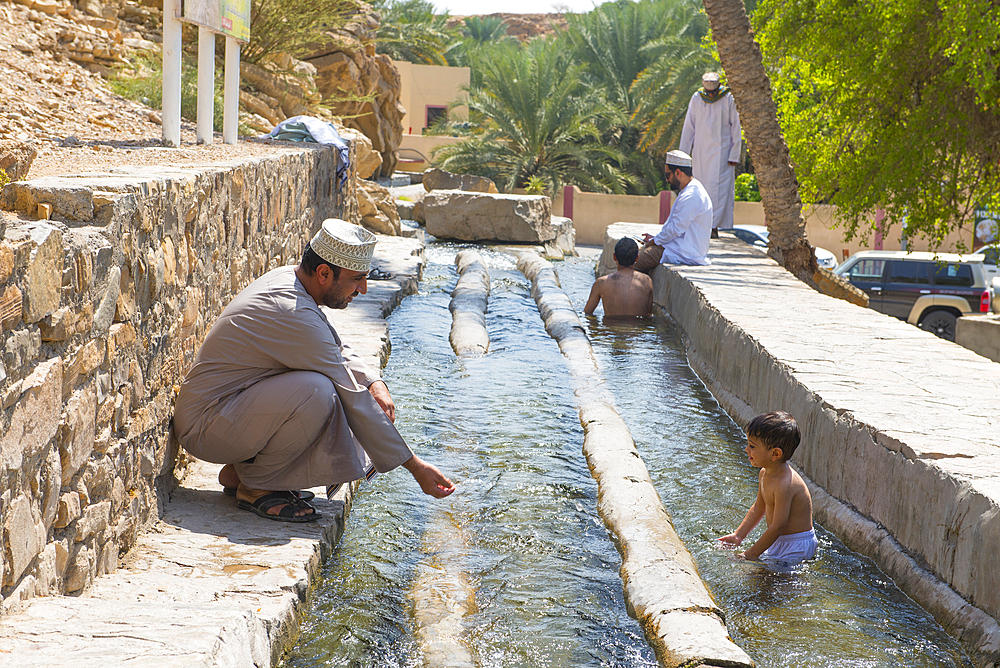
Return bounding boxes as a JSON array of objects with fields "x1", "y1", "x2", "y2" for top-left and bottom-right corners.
[{"x1": 723, "y1": 225, "x2": 839, "y2": 270}]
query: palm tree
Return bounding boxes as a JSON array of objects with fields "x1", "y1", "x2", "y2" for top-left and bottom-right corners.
[
  {"x1": 628, "y1": 1, "x2": 716, "y2": 154},
  {"x1": 435, "y1": 40, "x2": 634, "y2": 195},
  {"x1": 372, "y1": 0, "x2": 453, "y2": 66},
  {"x1": 699, "y1": 0, "x2": 816, "y2": 280},
  {"x1": 565, "y1": 0, "x2": 706, "y2": 194},
  {"x1": 445, "y1": 15, "x2": 514, "y2": 68},
  {"x1": 461, "y1": 16, "x2": 510, "y2": 43}
]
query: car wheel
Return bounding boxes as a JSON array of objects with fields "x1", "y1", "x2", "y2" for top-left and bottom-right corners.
[{"x1": 919, "y1": 310, "x2": 958, "y2": 341}]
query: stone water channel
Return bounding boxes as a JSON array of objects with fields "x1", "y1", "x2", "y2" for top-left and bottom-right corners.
[{"x1": 283, "y1": 245, "x2": 973, "y2": 668}]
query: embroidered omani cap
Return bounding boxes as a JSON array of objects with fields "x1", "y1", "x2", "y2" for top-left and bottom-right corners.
[
  {"x1": 309, "y1": 218, "x2": 377, "y2": 272},
  {"x1": 702, "y1": 72, "x2": 721, "y2": 90},
  {"x1": 665, "y1": 150, "x2": 693, "y2": 168}
]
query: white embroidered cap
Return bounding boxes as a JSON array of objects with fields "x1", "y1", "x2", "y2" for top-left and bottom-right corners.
[
  {"x1": 309, "y1": 218, "x2": 377, "y2": 272},
  {"x1": 665, "y1": 150, "x2": 693, "y2": 168},
  {"x1": 702, "y1": 72, "x2": 721, "y2": 90}
]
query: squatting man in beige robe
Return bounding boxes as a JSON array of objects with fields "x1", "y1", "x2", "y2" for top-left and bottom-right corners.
[{"x1": 173, "y1": 218, "x2": 455, "y2": 522}]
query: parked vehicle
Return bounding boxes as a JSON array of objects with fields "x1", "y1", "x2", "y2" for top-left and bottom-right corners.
[
  {"x1": 723, "y1": 225, "x2": 839, "y2": 270},
  {"x1": 834, "y1": 251, "x2": 993, "y2": 341},
  {"x1": 978, "y1": 243, "x2": 999, "y2": 282}
]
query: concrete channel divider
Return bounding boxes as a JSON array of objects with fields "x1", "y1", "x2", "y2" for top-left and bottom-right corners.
[
  {"x1": 409, "y1": 513, "x2": 476, "y2": 667},
  {"x1": 515, "y1": 251, "x2": 755, "y2": 668},
  {"x1": 449, "y1": 250, "x2": 491, "y2": 356},
  {"x1": 0, "y1": 237, "x2": 426, "y2": 667},
  {"x1": 406, "y1": 249, "x2": 484, "y2": 667}
]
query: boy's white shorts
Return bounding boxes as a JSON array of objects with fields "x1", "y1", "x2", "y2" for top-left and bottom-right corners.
[{"x1": 762, "y1": 528, "x2": 818, "y2": 566}]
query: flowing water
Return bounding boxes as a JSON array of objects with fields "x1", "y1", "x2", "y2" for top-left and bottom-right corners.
[{"x1": 284, "y1": 246, "x2": 972, "y2": 668}]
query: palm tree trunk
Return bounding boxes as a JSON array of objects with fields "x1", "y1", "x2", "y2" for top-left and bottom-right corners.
[{"x1": 701, "y1": 0, "x2": 816, "y2": 280}]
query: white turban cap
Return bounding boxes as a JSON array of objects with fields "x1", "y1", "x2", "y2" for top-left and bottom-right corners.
[
  {"x1": 309, "y1": 218, "x2": 377, "y2": 272},
  {"x1": 665, "y1": 150, "x2": 693, "y2": 168}
]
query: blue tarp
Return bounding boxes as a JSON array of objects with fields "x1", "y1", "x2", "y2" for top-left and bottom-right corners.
[{"x1": 262, "y1": 115, "x2": 351, "y2": 186}]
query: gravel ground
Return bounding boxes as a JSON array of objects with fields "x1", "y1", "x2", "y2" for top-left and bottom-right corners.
[{"x1": 0, "y1": 0, "x2": 286, "y2": 181}]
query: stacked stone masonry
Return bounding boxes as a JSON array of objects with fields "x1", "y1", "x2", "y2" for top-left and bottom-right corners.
[{"x1": 0, "y1": 143, "x2": 346, "y2": 612}]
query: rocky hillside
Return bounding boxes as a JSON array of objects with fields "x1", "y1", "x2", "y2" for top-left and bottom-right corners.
[
  {"x1": 0, "y1": 0, "x2": 406, "y2": 187},
  {"x1": 0, "y1": 0, "x2": 166, "y2": 173},
  {"x1": 0, "y1": 0, "x2": 564, "y2": 189}
]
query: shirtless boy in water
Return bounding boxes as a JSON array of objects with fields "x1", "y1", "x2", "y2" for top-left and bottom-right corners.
[
  {"x1": 718, "y1": 411, "x2": 817, "y2": 565},
  {"x1": 584, "y1": 237, "x2": 653, "y2": 317}
]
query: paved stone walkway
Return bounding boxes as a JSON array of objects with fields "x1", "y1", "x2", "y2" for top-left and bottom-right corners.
[{"x1": 0, "y1": 236, "x2": 425, "y2": 667}]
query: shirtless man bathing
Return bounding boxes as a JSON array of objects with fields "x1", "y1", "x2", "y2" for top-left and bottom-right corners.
[{"x1": 584, "y1": 236, "x2": 654, "y2": 318}]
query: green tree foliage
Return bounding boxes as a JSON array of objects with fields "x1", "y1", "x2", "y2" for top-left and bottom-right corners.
[
  {"x1": 446, "y1": 15, "x2": 514, "y2": 67},
  {"x1": 734, "y1": 172, "x2": 761, "y2": 201},
  {"x1": 461, "y1": 15, "x2": 510, "y2": 43},
  {"x1": 242, "y1": 0, "x2": 355, "y2": 64},
  {"x1": 435, "y1": 40, "x2": 634, "y2": 194},
  {"x1": 373, "y1": 0, "x2": 454, "y2": 65},
  {"x1": 754, "y1": 0, "x2": 1000, "y2": 248},
  {"x1": 424, "y1": 0, "x2": 722, "y2": 196}
]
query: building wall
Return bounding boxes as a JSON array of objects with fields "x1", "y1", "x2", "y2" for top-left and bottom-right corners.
[
  {"x1": 554, "y1": 186, "x2": 973, "y2": 256},
  {"x1": 0, "y1": 144, "x2": 352, "y2": 613},
  {"x1": 394, "y1": 61, "x2": 470, "y2": 135}
]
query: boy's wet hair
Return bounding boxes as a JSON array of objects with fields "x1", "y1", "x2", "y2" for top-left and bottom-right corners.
[
  {"x1": 746, "y1": 411, "x2": 801, "y2": 461},
  {"x1": 614, "y1": 237, "x2": 639, "y2": 266}
]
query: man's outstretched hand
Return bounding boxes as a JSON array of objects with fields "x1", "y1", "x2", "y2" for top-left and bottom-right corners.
[{"x1": 403, "y1": 455, "x2": 456, "y2": 498}]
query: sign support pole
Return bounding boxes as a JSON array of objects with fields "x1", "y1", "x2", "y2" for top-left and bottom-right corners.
[
  {"x1": 223, "y1": 36, "x2": 239, "y2": 145},
  {"x1": 161, "y1": 0, "x2": 182, "y2": 147},
  {"x1": 197, "y1": 26, "x2": 215, "y2": 144}
]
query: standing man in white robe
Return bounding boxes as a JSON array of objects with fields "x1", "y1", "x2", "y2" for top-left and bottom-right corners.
[
  {"x1": 679, "y1": 71, "x2": 742, "y2": 237},
  {"x1": 634, "y1": 150, "x2": 713, "y2": 271},
  {"x1": 173, "y1": 218, "x2": 455, "y2": 522}
]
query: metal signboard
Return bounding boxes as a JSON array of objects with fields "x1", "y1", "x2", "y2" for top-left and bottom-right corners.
[
  {"x1": 181, "y1": 0, "x2": 250, "y2": 42},
  {"x1": 973, "y1": 202, "x2": 999, "y2": 249}
]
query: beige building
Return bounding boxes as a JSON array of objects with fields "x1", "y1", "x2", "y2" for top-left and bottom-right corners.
[{"x1": 394, "y1": 60, "x2": 470, "y2": 135}]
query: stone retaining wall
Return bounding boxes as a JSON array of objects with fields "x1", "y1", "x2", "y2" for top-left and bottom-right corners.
[{"x1": 0, "y1": 143, "x2": 348, "y2": 613}]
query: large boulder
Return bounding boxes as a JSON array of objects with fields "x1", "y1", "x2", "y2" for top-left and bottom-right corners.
[
  {"x1": 306, "y1": 5, "x2": 404, "y2": 177},
  {"x1": 422, "y1": 168, "x2": 498, "y2": 194},
  {"x1": 239, "y1": 60, "x2": 322, "y2": 121},
  {"x1": 335, "y1": 125, "x2": 382, "y2": 179},
  {"x1": 424, "y1": 190, "x2": 560, "y2": 244},
  {"x1": 544, "y1": 216, "x2": 576, "y2": 258},
  {"x1": 358, "y1": 180, "x2": 401, "y2": 236},
  {"x1": 1, "y1": 141, "x2": 38, "y2": 183}
]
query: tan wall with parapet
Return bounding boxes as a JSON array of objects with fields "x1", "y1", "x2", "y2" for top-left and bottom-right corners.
[
  {"x1": 553, "y1": 186, "x2": 666, "y2": 246},
  {"x1": 394, "y1": 61, "x2": 470, "y2": 136},
  {"x1": 0, "y1": 143, "x2": 352, "y2": 613},
  {"x1": 557, "y1": 187, "x2": 974, "y2": 258}
]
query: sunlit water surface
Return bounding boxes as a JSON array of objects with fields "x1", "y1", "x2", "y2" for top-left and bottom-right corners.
[
  {"x1": 284, "y1": 245, "x2": 657, "y2": 668},
  {"x1": 284, "y1": 246, "x2": 971, "y2": 668},
  {"x1": 556, "y1": 253, "x2": 972, "y2": 668}
]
